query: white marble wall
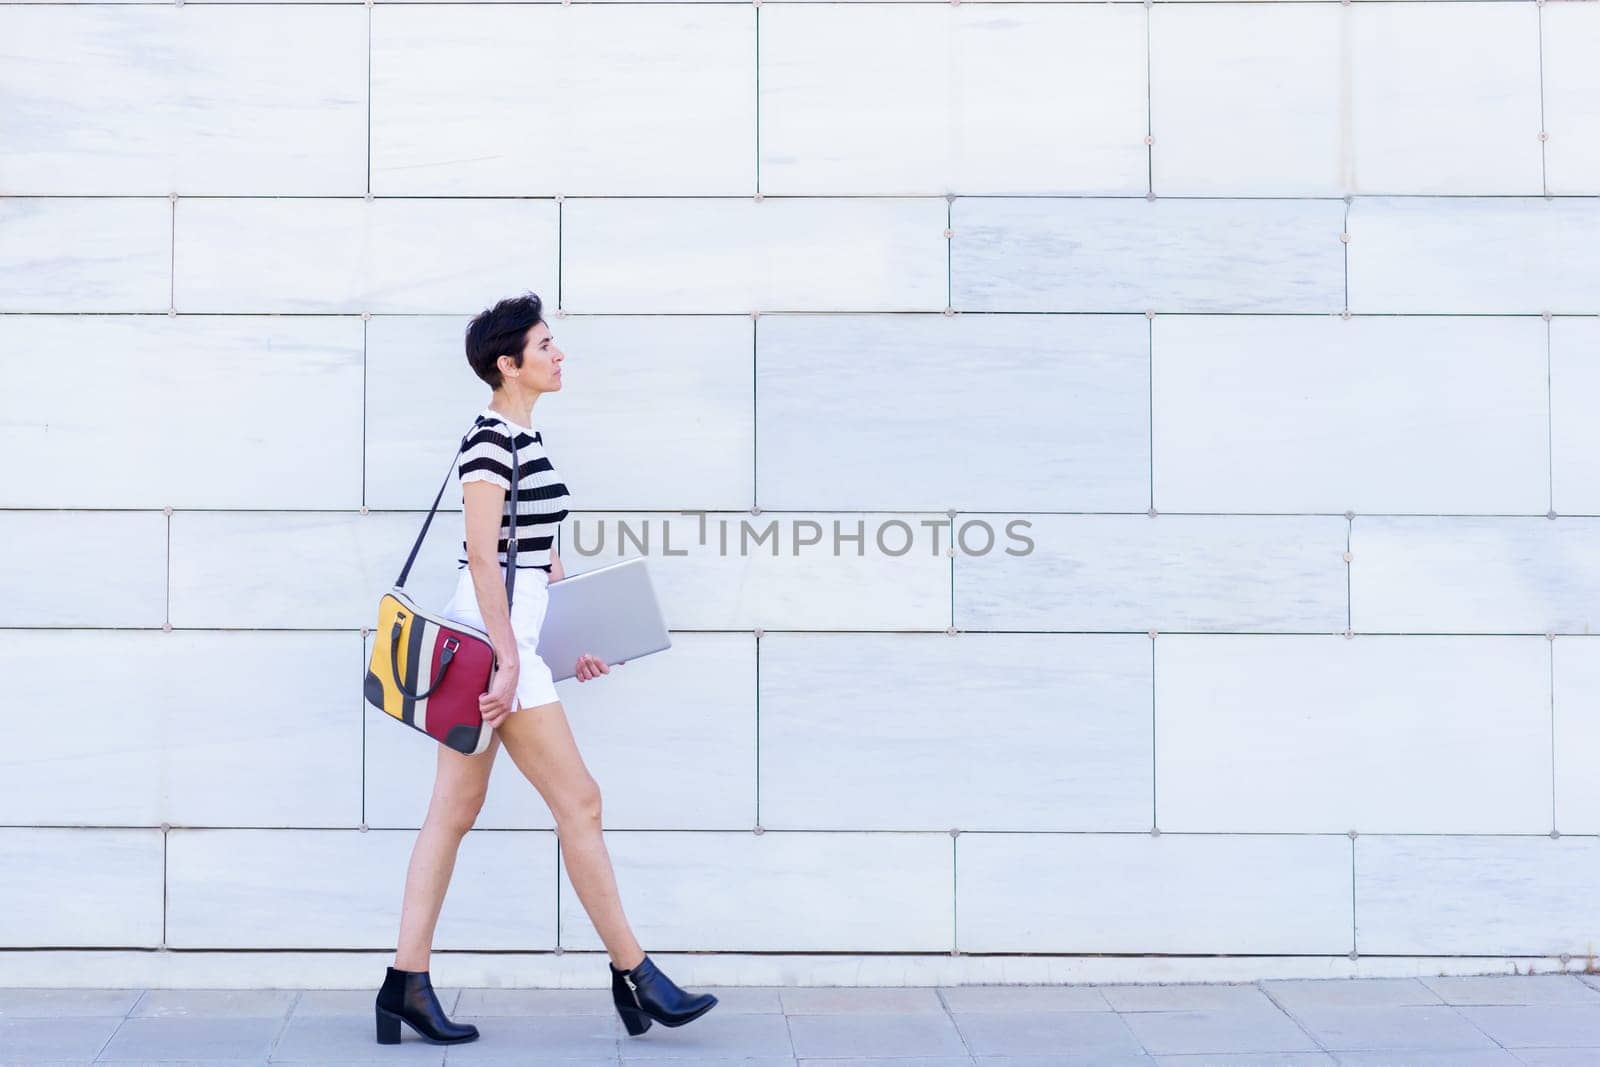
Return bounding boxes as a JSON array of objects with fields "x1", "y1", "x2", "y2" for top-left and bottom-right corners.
[{"x1": 2, "y1": 0, "x2": 1598, "y2": 973}]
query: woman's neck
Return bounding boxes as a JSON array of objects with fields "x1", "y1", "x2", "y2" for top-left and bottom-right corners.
[{"x1": 487, "y1": 393, "x2": 536, "y2": 430}]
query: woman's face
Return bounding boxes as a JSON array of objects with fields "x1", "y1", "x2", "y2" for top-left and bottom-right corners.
[{"x1": 516, "y1": 321, "x2": 564, "y2": 391}]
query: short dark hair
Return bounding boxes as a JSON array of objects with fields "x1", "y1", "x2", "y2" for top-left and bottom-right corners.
[{"x1": 464, "y1": 291, "x2": 544, "y2": 389}]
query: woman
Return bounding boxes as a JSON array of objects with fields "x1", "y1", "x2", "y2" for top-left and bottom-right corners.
[{"x1": 374, "y1": 292, "x2": 718, "y2": 1046}]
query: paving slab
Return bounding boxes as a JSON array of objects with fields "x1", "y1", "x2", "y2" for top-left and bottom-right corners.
[
  {"x1": 1332, "y1": 1051, "x2": 1523, "y2": 1066},
  {"x1": 1421, "y1": 975, "x2": 1600, "y2": 1006},
  {"x1": 787, "y1": 1011, "x2": 968, "y2": 1059},
  {"x1": 1118, "y1": 1007, "x2": 1323, "y2": 1056},
  {"x1": 779, "y1": 987, "x2": 946, "y2": 1014},
  {"x1": 940, "y1": 984, "x2": 1112, "y2": 1013},
  {"x1": 95, "y1": 1015, "x2": 285, "y2": 1061},
  {"x1": 616, "y1": 1010, "x2": 793, "y2": 1061},
  {"x1": 130, "y1": 989, "x2": 300, "y2": 1019},
  {"x1": 952, "y1": 1009, "x2": 1147, "y2": 1058},
  {"x1": 1454, "y1": 1004, "x2": 1600, "y2": 1049},
  {"x1": 1152, "y1": 1055, "x2": 1335, "y2": 1066},
  {"x1": 0, "y1": 1016, "x2": 122, "y2": 1061},
  {"x1": 1261, "y1": 977, "x2": 1444, "y2": 1010},
  {"x1": 1108, "y1": 983, "x2": 1283, "y2": 1013},
  {"x1": 0, "y1": 989, "x2": 144, "y2": 1018},
  {"x1": 1288, "y1": 1004, "x2": 1501, "y2": 1053}
]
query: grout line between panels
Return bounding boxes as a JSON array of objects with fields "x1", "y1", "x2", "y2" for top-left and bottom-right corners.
[
  {"x1": 1144, "y1": 1, "x2": 1153, "y2": 196},
  {"x1": 0, "y1": 1, "x2": 1567, "y2": 5},
  {"x1": 165, "y1": 511, "x2": 172, "y2": 628},
  {"x1": 1549, "y1": 638, "x2": 1557, "y2": 834},
  {"x1": 168, "y1": 197, "x2": 176, "y2": 311},
  {"x1": 1349, "y1": 835, "x2": 1357, "y2": 958},
  {"x1": 97, "y1": 993, "x2": 140, "y2": 1063},
  {"x1": 948, "y1": 516, "x2": 955, "y2": 631},
  {"x1": 752, "y1": 315, "x2": 759, "y2": 509},
  {"x1": 951, "y1": 832, "x2": 959, "y2": 956},
  {"x1": 1536, "y1": 0, "x2": 1548, "y2": 198},
  {"x1": 1147, "y1": 314, "x2": 1155, "y2": 509},
  {"x1": 0, "y1": 311, "x2": 1581, "y2": 322},
  {"x1": 1342, "y1": 199, "x2": 1350, "y2": 312},
  {"x1": 361, "y1": 636, "x2": 367, "y2": 828},
  {"x1": 754, "y1": 2, "x2": 761, "y2": 196},
  {"x1": 1258, "y1": 980, "x2": 1334, "y2": 1055},
  {"x1": 754, "y1": 628, "x2": 761, "y2": 829},
  {"x1": 1150, "y1": 636, "x2": 1157, "y2": 829},
  {"x1": 10, "y1": 825, "x2": 1595, "y2": 837},
  {"x1": 264, "y1": 992, "x2": 302, "y2": 1061},
  {"x1": 361, "y1": 318, "x2": 368, "y2": 507},
  {"x1": 4, "y1": 505, "x2": 1596, "y2": 518},
  {"x1": 6, "y1": 192, "x2": 1593, "y2": 202},
  {"x1": 1546, "y1": 316, "x2": 1554, "y2": 515},
  {"x1": 365, "y1": 2, "x2": 373, "y2": 198}
]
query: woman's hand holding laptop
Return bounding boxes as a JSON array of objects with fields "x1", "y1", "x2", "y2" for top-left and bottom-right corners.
[
  {"x1": 574, "y1": 652, "x2": 627, "y2": 682},
  {"x1": 539, "y1": 555, "x2": 668, "y2": 683}
]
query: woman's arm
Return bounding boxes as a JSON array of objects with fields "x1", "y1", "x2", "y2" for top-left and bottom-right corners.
[
  {"x1": 549, "y1": 545, "x2": 565, "y2": 583},
  {"x1": 462, "y1": 479, "x2": 519, "y2": 669}
]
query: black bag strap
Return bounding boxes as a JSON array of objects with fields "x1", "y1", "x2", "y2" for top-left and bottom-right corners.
[{"x1": 395, "y1": 417, "x2": 521, "y2": 607}]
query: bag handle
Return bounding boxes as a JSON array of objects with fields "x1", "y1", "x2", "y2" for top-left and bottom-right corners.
[
  {"x1": 395, "y1": 417, "x2": 522, "y2": 608},
  {"x1": 389, "y1": 625, "x2": 460, "y2": 700}
]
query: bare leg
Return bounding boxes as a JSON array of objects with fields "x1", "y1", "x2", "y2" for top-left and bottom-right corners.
[
  {"x1": 394, "y1": 729, "x2": 502, "y2": 971},
  {"x1": 495, "y1": 699, "x2": 646, "y2": 971}
]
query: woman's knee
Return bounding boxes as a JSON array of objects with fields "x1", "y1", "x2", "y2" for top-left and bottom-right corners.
[
  {"x1": 428, "y1": 785, "x2": 489, "y2": 835},
  {"x1": 428, "y1": 733, "x2": 498, "y2": 833},
  {"x1": 557, "y1": 776, "x2": 603, "y2": 828}
]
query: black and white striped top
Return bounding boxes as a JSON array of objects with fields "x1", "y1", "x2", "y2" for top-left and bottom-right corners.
[{"x1": 456, "y1": 406, "x2": 571, "y2": 572}]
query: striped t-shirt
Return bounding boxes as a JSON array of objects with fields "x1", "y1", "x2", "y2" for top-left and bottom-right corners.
[{"x1": 456, "y1": 406, "x2": 571, "y2": 572}]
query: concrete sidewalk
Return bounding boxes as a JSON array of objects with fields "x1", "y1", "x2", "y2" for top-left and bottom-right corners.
[{"x1": 3, "y1": 973, "x2": 1599, "y2": 1064}]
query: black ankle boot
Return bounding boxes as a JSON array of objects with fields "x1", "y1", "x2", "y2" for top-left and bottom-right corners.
[
  {"x1": 609, "y1": 953, "x2": 718, "y2": 1036},
  {"x1": 374, "y1": 965, "x2": 479, "y2": 1045}
]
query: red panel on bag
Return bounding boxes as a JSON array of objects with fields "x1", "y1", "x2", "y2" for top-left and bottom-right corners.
[{"x1": 425, "y1": 623, "x2": 497, "y2": 744}]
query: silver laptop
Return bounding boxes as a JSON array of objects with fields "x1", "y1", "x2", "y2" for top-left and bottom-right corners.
[{"x1": 534, "y1": 556, "x2": 673, "y2": 682}]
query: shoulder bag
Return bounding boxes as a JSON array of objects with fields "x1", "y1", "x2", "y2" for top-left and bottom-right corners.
[{"x1": 363, "y1": 420, "x2": 520, "y2": 755}]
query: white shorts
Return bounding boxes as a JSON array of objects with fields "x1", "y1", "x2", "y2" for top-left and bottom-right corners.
[{"x1": 439, "y1": 564, "x2": 560, "y2": 712}]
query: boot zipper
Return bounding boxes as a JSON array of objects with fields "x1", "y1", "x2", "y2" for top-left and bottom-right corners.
[{"x1": 622, "y1": 973, "x2": 642, "y2": 1009}]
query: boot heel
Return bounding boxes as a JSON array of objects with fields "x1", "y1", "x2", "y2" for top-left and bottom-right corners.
[
  {"x1": 617, "y1": 1004, "x2": 652, "y2": 1036},
  {"x1": 375, "y1": 1005, "x2": 403, "y2": 1044},
  {"x1": 373, "y1": 966, "x2": 478, "y2": 1045}
]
